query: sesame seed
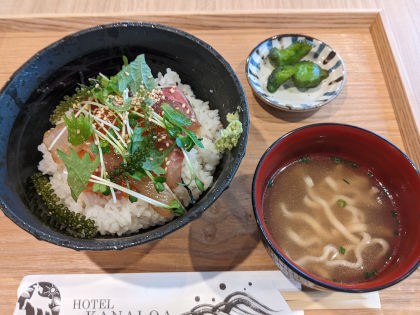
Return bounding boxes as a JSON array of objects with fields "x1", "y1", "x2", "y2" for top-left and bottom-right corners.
[
  {"x1": 159, "y1": 148, "x2": 163, "y2": 151},
  {"x1": 182, "y1": 103, "x2": 186, "y2": 108},
  {"x1": 166, "y1": 143, "x2": 170, "y2": 147},
  {"x1": 166, "y1": 161, "x2": 171, "y2": 165},
  {"x1": 164, "y1": 167, "x2": 167, "y2": 171},
  {"x1": 124, "y1": 71, "x2": 129, "y2": 76},
  {"x1": 149, "y1": 157, "x2": 153, "y2": 161},
  {"x1": 186, "y1": 109, "x2": 190, "y2": 114}
]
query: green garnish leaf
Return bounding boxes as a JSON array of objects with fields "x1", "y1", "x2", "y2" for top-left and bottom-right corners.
[
  {"x1": 298, "y1": 156, "x2": 311, "y2": 164},
  {"x1": 128, "y1": 169, "x2": 146, "y2": 181},
  {"x1": 161, "y1": 103, "x2": 192, "y2": 128},
  {"x1": 395, "y1": 219, "x2": 400, "y2": 225},
  {"x1": 394, "y1": 229, "x2": 400, "y2": 236},
  {"x1": 130, "y1": 126, "x2": 148, "y2": 154},
  {"x1": 92, "y1": 183, "x2": 110, "y2": 195},
  {"x1": 336, "y1": 199, "x2": 347, "y2": 208},
  {"x1": 128, "y1": 112, "x2": 141, "y2": 128},
  {"x1": 391, "y1": 210, "x2": 397, "y2": 217},
  {"x1": 195, "y1": 177, "x2": 204, "y2": 191},
  {"x1": 339, "y1": 246, "x2": 346, "y2": 255},
  {"x1": 175, "y1": 135, "x2": 194, "y2": 151},
  {"x1": 151, "y1": 176, "x2": 166, "y2": 193},
  {"x1": 57, "y1": 148, "x2": 100, "y2": 201},
  {"x1": 168, "y1": 199, "x2": 185, "y2": 215},
  {"x1": 91, "y1": 140, "x2": 111, "y2": 155},
  {"x1": 122, "y1": 55, "x2": 129, "y2": 66},
  {"x1": 129, "y1": 195, "x2": 138, "y2": 203},
  {"x1": 142, "y1": 148, "x2": 170, "y2": 175},
  {"x1": 182, "y1": 128, "x2": 204, "y2": 149},
  {"x1": 63, "y1": 112, "x2": 93, "y2": 145},
  {"x1": 342, "y1": 178, "x2": 350, "y2": 185},
  {"x1": 153, "y1": 182, "x2": 165, "y2": 193},
  {"x1": 130, "y1": 54, "x2": 155, "y2": 91}
]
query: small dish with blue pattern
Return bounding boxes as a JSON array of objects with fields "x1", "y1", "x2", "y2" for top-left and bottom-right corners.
[{"x1": 246, "y1": 34, "x2": 345, "y2": 112}]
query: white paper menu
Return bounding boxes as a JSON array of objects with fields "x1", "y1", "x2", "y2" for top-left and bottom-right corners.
[{"x1": 14, "y1": 270, "x2": 303, "y2": 315}]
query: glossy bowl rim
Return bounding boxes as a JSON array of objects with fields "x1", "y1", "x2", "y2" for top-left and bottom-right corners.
[
  {"x1": 245, "y1": 33, "x2": 346, "y2": 112},
  {"x1": 0, "y1": 21, "x2": 249, "y2": 251},
  {"x1": 251, "y1": 122, "x2": 420, "y2": 292}
]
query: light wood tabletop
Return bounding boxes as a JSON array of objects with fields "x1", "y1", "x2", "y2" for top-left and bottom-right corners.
[{"x1": 0, "y1": 1, "x2": 419, "y2": 314}]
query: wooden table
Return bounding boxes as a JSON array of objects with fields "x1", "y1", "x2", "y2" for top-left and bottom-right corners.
[{"x1": 0, "y1": 2, "x2": 419, "y2": 314}]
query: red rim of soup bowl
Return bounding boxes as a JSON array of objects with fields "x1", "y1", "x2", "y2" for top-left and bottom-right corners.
[{"x1": 252, "y1": 123, "x2": 420, "y2": 292}]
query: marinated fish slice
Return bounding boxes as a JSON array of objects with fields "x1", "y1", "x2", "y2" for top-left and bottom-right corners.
[
  {"x1": 43, "y1": 123, "x2": 94, "y2": 164},
  {"x1": 129, "y1": 177, "x2": 172, "y2": 216},
  {"x1": 153, "y1": 86, "x2": 200, "y2": 130}
]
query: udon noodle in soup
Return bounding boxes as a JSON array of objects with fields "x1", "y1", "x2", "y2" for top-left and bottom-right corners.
[{"x1": 263, "y1": 156, "x2": 400, "y2": 283}]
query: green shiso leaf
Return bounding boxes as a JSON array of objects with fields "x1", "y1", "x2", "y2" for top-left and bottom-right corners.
[
  {"x1": 142, "y1": 147, "x2": 172, "y2": 175},
  {"x1": 63, "y1": 112, "x2": 93, "y2": 145},
  {"x1": 57, "y1": 148, "x2": 100, "y2": 201},
  {"x1": 131, "y1": 54, "x2": 155, "y2": 91},
  {"x1": 130, "y1": 126, "x2": 148, "y2": 154},
  {"x1": 108, "y1": 53, "x2": 155, "y2": 95}
]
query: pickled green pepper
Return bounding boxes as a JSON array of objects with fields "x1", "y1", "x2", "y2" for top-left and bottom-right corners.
[
  {"x1": 268, "y1": 40, "x2": 313, "y2": 67},
  {"x1": 267, "y1": 65, "x2": 296, "y2": 92},
  {"x1": 292, "y1": 61, "x2": 329, "y2": 88}
]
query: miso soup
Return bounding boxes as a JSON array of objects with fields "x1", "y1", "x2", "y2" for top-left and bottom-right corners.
[{"x1": 263, "y1": 156, "x2": 400, "y2": 283}]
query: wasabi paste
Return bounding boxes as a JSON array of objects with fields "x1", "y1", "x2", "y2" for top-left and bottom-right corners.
[{"x1": 215, "y1": 112, "x2": 243, "y2": 152}]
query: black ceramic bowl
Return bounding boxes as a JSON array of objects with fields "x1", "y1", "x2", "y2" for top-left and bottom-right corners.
[{"x1": 0, "y1": 22, "x2": 249, "y2": 250}]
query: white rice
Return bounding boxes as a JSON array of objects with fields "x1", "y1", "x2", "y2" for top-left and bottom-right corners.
[{"x1": 37, "y1": 69, "x2": 222, "y2": 236}]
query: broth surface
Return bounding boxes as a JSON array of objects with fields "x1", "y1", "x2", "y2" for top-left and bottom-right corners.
[{"x1": 263, "y1": 156, "x2": 400, "y2": 283}]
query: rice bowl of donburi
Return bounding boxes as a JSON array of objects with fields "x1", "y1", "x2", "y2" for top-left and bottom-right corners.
[
  {"x1": 252, "y1": 123, "x2": 420, "y2": 292},
  {"x1": 0, "y1": 22, "x2": 248, "y2": 250}
]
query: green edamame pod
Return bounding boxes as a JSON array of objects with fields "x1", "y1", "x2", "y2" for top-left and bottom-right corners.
[
  {"x1": 267, "y1": 65, "x2": 296, "y2": 92},
  {"x1": 292, "y1": 61, "x2": 329, "y2": 88},
  {"x1": 268, "y1": 40, "x2": 313, "y2": 67}
]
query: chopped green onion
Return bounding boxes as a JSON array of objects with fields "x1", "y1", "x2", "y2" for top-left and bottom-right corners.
[
  {"x1": 267, "y1": 179, "x2": 274, "y2": 188},
  {"x1": 342, "y1": 178, "x2": 350, "y2": 185},
  {"x1": 298, "y1": 156, "x2": 311, "y2": 164},
  {"x1": 339, "y1": 246, "x2": 346, "y2": 255},
  {"x1": 336, "y1": 199, "x2": 347, "y2": 208},
  {"x1": 364, "y1": 269, "x2": 377, "y2": 279}
]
